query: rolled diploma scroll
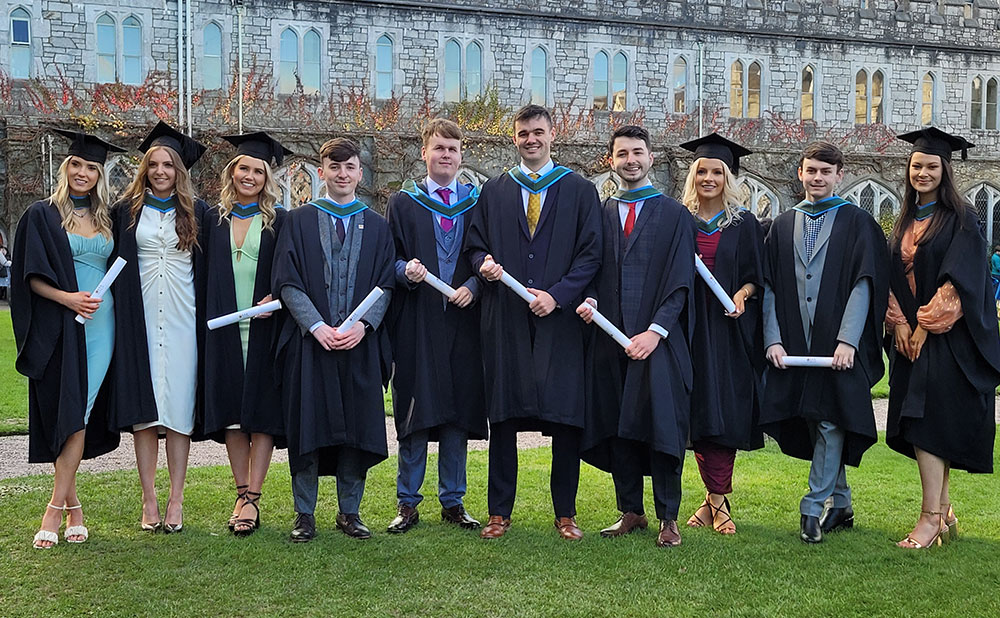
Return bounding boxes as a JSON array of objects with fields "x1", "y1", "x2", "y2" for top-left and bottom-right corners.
[
  {"x1": 782, "y1": 356, "x2": 835, "y2": 368},
  {"x1": 336, "y1": 286, "x2": 385, "y2": 334},
  {"x1": 578, "y1": 302, "x2": 632, "y2": 349},
  {"x1": 76, "y1": 256, "x2": 127, "y2": 324},
  {"x1": 695, "y1": 254, "x2": 737, "y2": 314},
  {"x1": 422, "y1": 271, "x2": 457, "y2": 298},
  {"x1": 207, "y1": 300, "x2": 283, "y2": 330},
  {"x1": 500, "y1": 272, "x2": 536, "y2": 303}
]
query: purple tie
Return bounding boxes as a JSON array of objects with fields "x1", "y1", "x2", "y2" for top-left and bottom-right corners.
[{"x1": 436, "y1": 187, "x2": 454, "y2": 232}]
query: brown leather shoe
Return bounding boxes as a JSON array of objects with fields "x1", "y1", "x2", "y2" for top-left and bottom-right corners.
[
  {"x1": 480, "y1": 515, "x2": 511, "y2": 539},
  {"x1": 386, "y1": 504, "x2": 419, "y2": 534},
  {"x1": 441, "y1": 504, "x2": 481, "y2": 529},
  {"x1": 555, "y1": 516, "x2": 583, "y2": 541},
  {"x1": 656, "y1": 519, "x2": 682, "y2": 548},
  {"x1": 600, "y1": 512, "x2": 648, "y2": 538}
]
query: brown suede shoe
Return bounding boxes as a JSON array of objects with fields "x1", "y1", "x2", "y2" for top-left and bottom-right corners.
[
  {"x1": 555, "y1": 516, "x2": 583, "y2": 541},
  {"x1": 480, "y1": 515, "x2": 511, "y2": 539},
  {"x1": 600, "y1": 512, "x2": 649, "y2": 538},
  {"x1": 656, "y1": 519, "x2": 682, "y2": 548}
]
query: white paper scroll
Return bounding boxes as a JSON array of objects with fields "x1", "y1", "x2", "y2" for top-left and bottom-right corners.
[
  {"x1": 207, "y1": 300, "x2": 283, "y2": 330},
  {"x1": 423, "y1": 271, "x2": 457, "y2": 298},
  {"x1": 500, "y1": 272, "x2": 536, "y2": 303},
  {"x1": 694, "y1": 254, "x2": 737, "y2": 314},
  {"x1": 578, "y1": 302, "x2": 632, "y2": 349},
  {"x1": 782, "y1": 356, "x2": 835, "y2": 368},
  {"x1": 76, "y1": 257, "x2": 126, "y2": 324},
  {"x1": 337, "y1": 287, "x2": 385, "y2": 334}
]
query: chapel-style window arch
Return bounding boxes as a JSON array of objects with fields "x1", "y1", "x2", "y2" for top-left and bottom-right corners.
[
  {"x1": 10, "y1": 7, "x2": 31, "y2": 79},
  {"x1": 203, "y1": 22, "x2": 224, "y2": 90},
  {"x1": 105, "y1": 157, "x2": 137, "y2": 199},
  {"x1": 843, "y1": 179, "x2": 900, "y2": 219},
  {"x1": 530, "y1": 46, "x2": 547, "y2": 105},
  {"x1": 801, "y1": 65, "x2": 815, "y2": 121},
  {"x1": 375, "y1": 34, "x2": 394, "y2": 100},
  {"x1": 444, "y1": 39, "x2": 462, "y2": 102},
  {"x1": 730, "y1": 60, "x2": 744, "y2": 118},
  {"x1": 855, "y1": 69, "x2": 886, "y2": 124},
  {"x1": 274, "y1": 160, "x2": 321, "y2": 208},
  {"x1": 302, "y1": 29, "x2": 321, "y2": 95},
  {"x1": 457, "y1": 167, "x2": 489, "y2": 188},
  {"x1": 590, "y1": 171, "x2": 621, "y2": 201},
  {"x1": 921, "y1": 72, "x2": 936, "y2": 126},
  {"x1": 444, "y1": 39, "x2": 484, "y2": 102},
  {"x1": 673, "y1": 56, "x2": 687, "y2": 113},
  {"x1": 970, "y1": 76, "x2": 998, "y2": 130},
  {"x1": 96, "y1": 14, "x2": 116, "y2": 83},
  {"x1": 121, "y1": 16, "x2": 142, "y2": 85},
  {"x1": 746, "y1": 61, "x2": 762, "y2": 118},
  {"x1": 736, "y1": 176, "x2": 780, "y2": 219},
  {"x1": 611, "y1": 52, "x2": 627, "y2": 111},
  {"x1": 278, "y1": 28, "x2": 298, "y2": 94},
  {"x1": 466, "y1": 41, "x2": 483, "y2": 99},
  {"x1": 593, "y1": 51, "x2": 609, "y2": 110},
  {"x1": 966, "y1": 183, "x2": 1000, "y2": 248},
  {"x1": 854, "y1": 69, "x2": 868, "y2": 124}
]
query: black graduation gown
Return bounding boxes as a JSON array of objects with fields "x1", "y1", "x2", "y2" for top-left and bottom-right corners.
[
  {"x1": 690, "y1": 212, "x2": 766, "y2": 451},
  {"x1": 271, "y1": 206, "x2": 395, "y2": 476},
  {"x1": 108, "y1": 198, "x2": 209, "y2": 436},
  {"x1": 465, "y1": 170, "x2": 602, "y2": 429},
  {"x1": 202, "y1": 207, "x2": 287, "y2": 444},
  {"x1": 759, "y1": 204, "x2": 889, "y2": 467},
  {"x1": 886, "y1": 208, "x2": 1000, "y2": 473},
  {"x1": 580, "y1": 195, "x2": 695, "y2": 472},
  {"x1": 10, "y1": 200, "x2": 119, "y2": 462},
  {"x1": 385, "y1": 190, "x2": 488, "y2": 442}
]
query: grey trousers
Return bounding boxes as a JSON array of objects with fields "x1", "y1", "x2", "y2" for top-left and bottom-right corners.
[
  {"x1": 799, "y1": 420, "x2": 852, "y2": 517},
  {"x1": 290, "y1": 447, "x2": 367, "y2": 516}
]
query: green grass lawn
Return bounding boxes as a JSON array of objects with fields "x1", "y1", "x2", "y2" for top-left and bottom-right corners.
[
  {"x1": 0, "y1": 309, "x2": 28, "y2": 435},
  {"x1": 2, "y1": 440, "x2": 999, "y2": 617}
]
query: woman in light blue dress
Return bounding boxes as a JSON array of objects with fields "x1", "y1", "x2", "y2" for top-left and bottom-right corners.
[{"x1": 11, "y1": 130, "x2": 123, "y2": 548}]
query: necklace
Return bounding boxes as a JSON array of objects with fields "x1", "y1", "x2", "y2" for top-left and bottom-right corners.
[{"x1": 71, "y1": 207, "x2": 91, "y2": 219}]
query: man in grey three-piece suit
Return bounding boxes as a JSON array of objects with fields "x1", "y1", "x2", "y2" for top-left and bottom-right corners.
[{"x1": 760, "y1": 141, "x2": 889, "y2": 544}]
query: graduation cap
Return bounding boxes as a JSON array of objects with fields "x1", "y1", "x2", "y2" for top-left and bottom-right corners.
[
  {"x1": 221, "y1": 132, "x2": 293, "y2": 167},
  {"x1": 138, "y1": 121, "x2": 207, "y2": 169},
  {"x1": 52, "y1": 129, "x2": 126, "y2": 165},
  {"x1": 897, "y1": 127, "x2": 974, "y2": 162},
  {"x1": 679, "y1": 133, "x2": 753, "y2": 174}
]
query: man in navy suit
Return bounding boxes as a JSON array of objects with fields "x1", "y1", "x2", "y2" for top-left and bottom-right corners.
[{"x1": 467, "y1": 105, "x2": 602, "y2": 540}]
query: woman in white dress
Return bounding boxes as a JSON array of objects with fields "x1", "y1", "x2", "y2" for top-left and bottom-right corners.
[{"x1": 110, "y1": 122, "x2": 207, "y2": 533}]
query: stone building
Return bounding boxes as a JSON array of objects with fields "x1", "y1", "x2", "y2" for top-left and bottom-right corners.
[{"x1": 2, "y1": 0, "x2": 1000, "y2": 246}]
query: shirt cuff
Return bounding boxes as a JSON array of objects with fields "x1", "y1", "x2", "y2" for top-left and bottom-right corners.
[
  {"x1": 309, "y1": 321, "x2": 326, "y2": 333},
  {"x1": 648, "y1": 323, "x2": 668, "y2": 339}
]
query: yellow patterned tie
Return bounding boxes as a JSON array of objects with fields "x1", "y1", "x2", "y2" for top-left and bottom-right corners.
[{"x1": 527, "y1": 173, "x2": 541, "y2": 236}]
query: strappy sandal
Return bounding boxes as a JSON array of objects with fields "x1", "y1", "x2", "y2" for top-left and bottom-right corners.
[
  {"x1": 708, "y1": 495, "x2": 736, "y2": 535},
  {"x1": 63, "y1": 504, "x2": 88, "y2": 543},
  {"x1": 233, "y1": 491, "x2": 261, "y2": 538},
  {"x1": 686, "y1": 499, "x2": 712, "y2": 528},
  {"x1": 33, "y1": 503, "x2": 64, "y2": 549},
  {"x1": 228, "y1": 484, "x2": 249, "y2": 531},
  {"x1": 943, "y1": 504, "x2": 958, "y2": 542},
  {"x1": 897, "y1": 511, "x2": 945, "y2": 549}
]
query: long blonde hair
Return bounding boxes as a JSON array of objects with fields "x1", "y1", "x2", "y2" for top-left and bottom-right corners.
[
  {"x1": 218, "y1": 155, "x2": 281, "y2": 231},
  {"x1": 120, "y1": 146, "x2": 200, "y2": 251},
  {"x1": 681, "y1": 158, "x2": 745, "y2": 228},
  {"x1": 48, "y1": 156, "x2": 113, "y2": 240}
]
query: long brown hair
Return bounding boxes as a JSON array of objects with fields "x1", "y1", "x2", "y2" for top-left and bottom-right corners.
[
  {"x1": 218, "y1": 155, "x2": 281, "y2": 231},
  {"x1": 890, "y1": 154, "x2": 968, "y2": 250},
  {"x1": 49, "y1": 156, "x2": 113, "y2": 240},
  {"x1": 119, "y1": 146, "x2": 199, "y2": 251}
]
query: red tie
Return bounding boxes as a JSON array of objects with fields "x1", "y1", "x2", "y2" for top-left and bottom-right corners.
[
  {"x1": 436, "y1": 187, "x2": 454, "y2": 232},
  {"x1": 623, "y1": 202, "x2": 636, "y2": 238}
]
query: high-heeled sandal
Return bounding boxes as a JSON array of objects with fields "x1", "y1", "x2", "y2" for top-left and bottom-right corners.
[
  {"x1": 33, "y1": 503, "x2": 65, "y2": 549},
  {"x1": 686, "y1": 499, "x2": 712, "y2": 528},
  {"x1": 707, "y1": 495, "x2": 736, "y2": 535},
  {"x1": 228, "y1": 484, "x2": 249, "y2": 531},
  {"x1": 163, "y1": 500, "x2": 183, "y2": 534},
  {"x1": 943, "y1": 503, "x2": 958, "y2": 542},
  {"x1": 233, "y1": 491, "x2": 261, "y2": 538},
  {"x1": 63, "y1": 503, "x2": 88, "y2": 543},
  {"x1": 897, "y1": 510, "x2": 945, "y2": 549}
]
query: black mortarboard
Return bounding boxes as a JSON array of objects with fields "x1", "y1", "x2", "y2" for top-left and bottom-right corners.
[
  {"x1": 897, "y1": 127, "x2": 973, "y2": 162},
  {"x1": 53, "y1": 129, "x2": 126, "y2": 165},
  {"x1": 679, "y1": 133, "x2": 753, "y2": 174},
  {"x1": 222, "y1": 132, "x2": 293, "y2": 167},
  {"x1": 138, "y1": 121, "x2": 207, "y2": 169}
]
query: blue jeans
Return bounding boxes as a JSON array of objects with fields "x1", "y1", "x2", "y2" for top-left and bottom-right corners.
[{"x1": 396, "y1": 425, "x2": 468, "y2": 509}]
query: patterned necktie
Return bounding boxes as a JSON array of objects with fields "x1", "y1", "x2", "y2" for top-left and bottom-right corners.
[
  {"x1": 526, "y1": 173, "x2": 541, "y2": 236},
  {"x1": 803, "y1": 212, "x2": 825, "y2": 262},
  {"x1": 623, "y1": 202, "x2": 637, "y2": 238},
  {"x1": 436, "y1": 187, "x2": 454, "y2": 232},
  {"x1": 336, "y1": 217, "x2": 346, "y2": 244}
]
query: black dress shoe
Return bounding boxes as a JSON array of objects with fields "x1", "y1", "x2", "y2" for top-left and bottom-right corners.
[
  {"x1": 336, "y1": 513, "x2": 372, "y2": 539},
  {"x1": 290, "y1": 512, "x2": 316, "y2": 543},
  {"x1": 800, "y1": 514, "x2": 822, "y2": 544},
  {"x1": 387, "y1": 504, "x2": 419, "y2": 533},
  {"x1": 819, "y1": 506, "x2": 854, "y2": 534},
  {"x1": 441, "y1": 505, "x2": 480, "y2": 529}
]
